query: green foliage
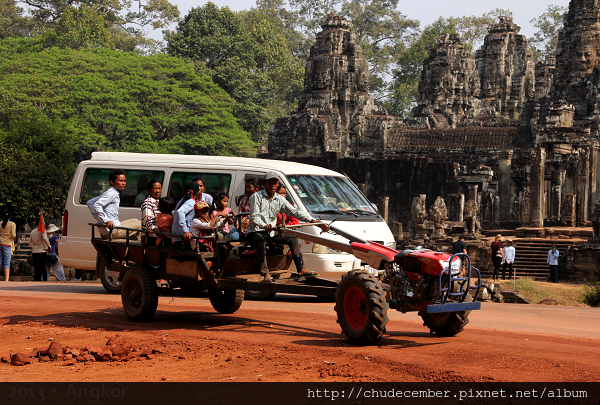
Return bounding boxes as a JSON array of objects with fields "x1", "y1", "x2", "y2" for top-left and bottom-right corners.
[
  {"x1": 448, "y1": 8, "x2": 513, "y2": 50},
  {"x1": 0, "y1": 0, "x2": 30, "y2": 39},
  {"x1": 16, "y1": 0, "x2": 180, "y2": 53},
  {"x1": 529, "y1": 4, "x2": 567, "y2": 61},
  {"x1": 0, "y1": 37, "x2": 256, "y2": 157},
  {"x1": 387, "y1": 17, "x2": 457, "y2": 118},
  {"x1": 167, "y1": 2, "x2": 303, "y2": 144},
  {"x1": 41, "y1": 5, "x2": 114, "y2": 50},
  {"x1": 0, "y1": 97, "x2": 77, "y2": 227},
  {"x1": 582, "y1": 271, "x2": 600, "y2": 307},
  {"x1": 340, "y1": 0, "x2": 419, "y2": 102}
]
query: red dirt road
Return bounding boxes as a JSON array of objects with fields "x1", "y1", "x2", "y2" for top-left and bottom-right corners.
[{"x1": 0, "y1": 281, "x2": 599, "y2": 382}]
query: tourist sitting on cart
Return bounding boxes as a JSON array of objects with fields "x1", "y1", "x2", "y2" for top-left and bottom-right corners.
[
  {"x1": 87, "y1": 169, "x2": 141, "y2": 239},
  {"x1": 191, "y1": 201, "x2": 227, "y2": 251},
  {"x1": 246, "y1": 171, "x2": 321, "y2": 283},
  {"x1": 171, "y1": 181, "x2": 200, "y2": 250}
]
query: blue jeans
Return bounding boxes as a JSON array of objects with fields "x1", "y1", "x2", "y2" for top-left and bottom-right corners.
[{"x1": 0, "y1": 245, "x2": 11, "y2": 268}]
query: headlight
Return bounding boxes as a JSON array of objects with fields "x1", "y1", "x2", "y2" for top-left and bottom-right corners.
[
  {"x1": 312, "y1": 243, "x2": 349, "y2": 254},
  {"x1": 385, "y1": 241, "x2": 396, "y2": 249},
  {"x1": 440, "y1": 259, "x2": 462, "y2": 275}
]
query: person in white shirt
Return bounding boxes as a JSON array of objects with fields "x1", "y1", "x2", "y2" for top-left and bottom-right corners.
[
  {"x1": 547, "y1": 243, "x2": 560, "y2": 283},
  {"x1": 501, "y1": 239, "x2": 515, "y2": 280}
]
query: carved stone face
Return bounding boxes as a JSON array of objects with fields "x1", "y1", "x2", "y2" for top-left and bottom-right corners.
[{"x1": 573, "y1": 37, "x2": 598, "y2": 76}]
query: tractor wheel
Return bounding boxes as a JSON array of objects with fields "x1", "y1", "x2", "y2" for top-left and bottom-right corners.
[
  {"x1": 121, "y1": 266, "x2": 159, "y2": 322},
  {"x1": 98, "y1": 255, "x2": 121, "y2": 294},
  {"x1": 208, "y1": 289, "x2": 244, "y2": 314},
  {"x1": 419, "y1": 293, "x2": 472, "y2": 337},
  {"x1": 334, "y1": 270, "x2": 389, "y2": 345},
  {"x1": 244, "y1": 290, "x2": 277, "y2": 301}
]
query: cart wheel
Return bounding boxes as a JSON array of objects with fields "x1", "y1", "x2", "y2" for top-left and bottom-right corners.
[
  {"x1": 335, "y1": 270, "x2": 389, "y2": 345},
  {"x1": 208, "y1": 289, "x2": 244, "y2": 314},
  {"x1": 419, "y1": 292, "x2": 472, "y2": 337},
  {"x1": 121, "y1": 266, "x2": 159, "y2": 322},
  {"x1": 98, "y1": 255, "x2": 121, "y2": 294},
  {"x1": 245, "y1": 274, "x2": 279, "y2": 301}
]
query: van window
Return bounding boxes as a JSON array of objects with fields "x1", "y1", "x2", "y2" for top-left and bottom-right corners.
[
  {"x1": 79, "y1": 169, "x2": 165, "y2": 207},
  {"x1": 168, "y1": 172, "x2": 231, "y2": 203},
  {"x1": 286, "y1": 174, "x2": 379, "y2": 219}
]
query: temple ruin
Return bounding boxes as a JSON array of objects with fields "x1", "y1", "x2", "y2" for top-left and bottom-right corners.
[{"x1": 264, "y1": 1, "x2": 600, "y2": 280}]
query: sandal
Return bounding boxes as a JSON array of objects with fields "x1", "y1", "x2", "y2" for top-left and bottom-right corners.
[
  {"x1": 298, "y1": 270, "x2": 319, "y2": 278},
  {"x1": 262, "y1": 276, "x2": 275, "y2": 283}
]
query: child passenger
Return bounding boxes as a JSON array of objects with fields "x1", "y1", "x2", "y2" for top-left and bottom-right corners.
[
  {"x1": 156, "y1": 196, "x2": 175, "y2": 247},
  {"x1": 190, "y1": 201, "x2": 226, "y2": 252},
  {"x1": 212, "y1": 193, "x2": 238, "y2": 241}
]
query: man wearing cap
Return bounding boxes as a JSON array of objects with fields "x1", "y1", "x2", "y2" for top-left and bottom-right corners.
[
  {"x1": 246, "y1": 171, "x2": 320, "y2": 282},
  {"x1": 502, "y1": 239, "x2": 515, "y2": 280}
]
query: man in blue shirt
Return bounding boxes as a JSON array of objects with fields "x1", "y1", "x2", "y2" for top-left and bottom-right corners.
[
  {"x1": 547, "y1": 243, "x2": 560, "y2": 283},
  {"x1": 87, "y1": 169, "x2": 140, "y2": 239}
]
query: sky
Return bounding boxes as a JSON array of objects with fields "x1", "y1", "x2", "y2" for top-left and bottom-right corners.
[{"x1": 162, "y1": 0, "x2": 572, "y2": 40}]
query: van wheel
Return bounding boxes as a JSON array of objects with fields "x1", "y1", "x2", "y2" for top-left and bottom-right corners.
[
  {"x1": 98, "y1": 256, "x2": 121, "y2": 294},
  {"x1": 121, "y1": 266, "x2": 159, "y2": 321},
  {"x1": 208, "y1": 289, "x2": 244, "y2": 314}
]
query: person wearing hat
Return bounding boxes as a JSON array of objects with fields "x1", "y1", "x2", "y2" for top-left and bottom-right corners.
[
  {"x1": 246, "y1": 171, "x2": 322, "y2": 282},
  {"x1": 190, "y1": 200, "x2": 226, "y2": 251},
  {"x1": 45, "y1": 224, "x2": 65, "y2": 281},
  {"x1": 490, "y1": 234, "x2": 504, "y2": 281},
  {"x1": 501, "y1": 239, "x2": 515, "y2": 280}
]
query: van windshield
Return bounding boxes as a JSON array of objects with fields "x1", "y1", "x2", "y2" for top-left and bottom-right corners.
[{"x1": 285, "y1": 175, "x2": 379, "y2": 219}]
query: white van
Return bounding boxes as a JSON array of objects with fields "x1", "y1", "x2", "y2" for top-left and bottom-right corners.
[{"x1": 61, "y1": 152, "x2": 395, "y2": 293}]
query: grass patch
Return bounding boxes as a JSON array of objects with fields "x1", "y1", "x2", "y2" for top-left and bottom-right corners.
[
  {"x1": 582, "y1": 271, "x2": 600, "y2": 307},
  {"x1": 495, "y1": 277, "x2": 586, "y2": 306}
]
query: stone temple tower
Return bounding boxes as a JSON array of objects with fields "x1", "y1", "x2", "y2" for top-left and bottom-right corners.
[{"x1": 268, "y1": 14, "x2": 385, "y2": 159}]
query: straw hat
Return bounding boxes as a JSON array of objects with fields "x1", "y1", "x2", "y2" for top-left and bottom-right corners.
[
  {"x1": 495, "y1": 234, "x2": 503, "y2": 241},
  {"x1": 506, "y1": 239, "x2": 513, "y2": 245},
  {"x1": 46, "y1": 224, "x2": 60, "y2": 234}
]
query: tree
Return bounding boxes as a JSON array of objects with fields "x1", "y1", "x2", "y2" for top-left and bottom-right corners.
[
  {"x1": 167, "y1": 2, "x2": 303, "y2": 144},
  {"x1": 0, "y1": 94, "x2": 78, "y2": 227},
  {"x1": 448, "y1": 8, "x2": 513, "y2": 50},
  {"x1": 0, "y1": 37, "x2": 256, "y2": 157},
  {"x1": 386, "y1": 17, "x2": 457, "y2": 118},
  {"x1": 16, "y1": 0, "x2": 179, "y2": 52},
  {"x1": 0, "y1": 0, "x2": 30, "y2": 39},
  {"x1": 41, "y1": 5, "x2": 114, "y2": 50},
  {"x1": 340, "y1": 0, "x2": 419, "y2": 102},
  {"x1": 529, "y1": 4, "x2": 567, "y2": 61}
]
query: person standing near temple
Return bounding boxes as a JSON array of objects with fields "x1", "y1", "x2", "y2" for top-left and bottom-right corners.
[
  {"x1": 490, "y1": 234, "x2": 504, "y2": 281},
  {"x1": 547, "y1": 242, "x2": 560, "y2": 283},
  {"x1": 0, "y1": 210, "x2": 16, "y2": 282},
  {"x1": 502, "y1": 239, "x2": 515, "y2": 280}
]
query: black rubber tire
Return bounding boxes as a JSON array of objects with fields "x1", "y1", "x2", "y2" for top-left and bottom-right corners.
[
  {"x1": 419, "y1": 293, "x2": 472, "y2": 337},
  {"x1": 334, "y1": 270, "x2": 389, "y2": 345},
  {"x1": 208, "y1": 289, "x2": 244, "y2": 314},
  {"x1": 98, "y1": 256, "x2": 121, "y2": 294},
  {"x1": 244, "y1": 290, "x2": 277, "y2": 300},
  {"x1": 121, "y1": 266, "x2": 159, "y2": 322}
]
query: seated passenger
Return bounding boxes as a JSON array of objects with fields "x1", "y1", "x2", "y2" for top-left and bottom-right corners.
[
  {"x1": 236, "y1": 177, "x2": 260, "y2": 234},
  {"x1": 140, "y1": 178, "x2": 162, "y2": 245},
  {"x1": 190, "y1": 201, "x2": 226, "y2": 252},
  {"x1": 87, "y1": 169, "x2": 140, "y2": 239},
  {"x1": 156, "y1": 196, "x2": 175, "y2": 247},
  {"x1": 212, "y1": 192, "x2": 238, "y2": 241},
  {"x1": 246, "y1": 172, "x2": 320, "y2": 283},
  {"x1": 192, "y1": 176, "x2": 213, "y2": 207},
  {"x1": 275, "y1": 185, "x2": 299, "y2": 227},
  {"x1": 171, "y1": 181, "x2": 199, "y2": 250}
]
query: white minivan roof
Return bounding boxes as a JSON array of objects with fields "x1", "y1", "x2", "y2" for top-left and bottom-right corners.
[{"x1": 89, "y1": 152, "x2": 343, "y2": 176}]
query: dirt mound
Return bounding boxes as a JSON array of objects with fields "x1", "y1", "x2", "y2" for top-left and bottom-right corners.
[
  {"x1": 1, "y1": 335, "x2": 165, "y2": 366},
  {"x1": 537, "y1": 296, "x2": 563, "y2": 305}
]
